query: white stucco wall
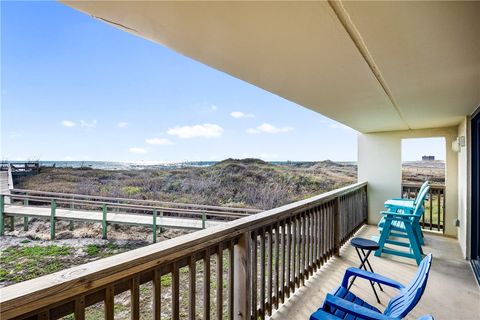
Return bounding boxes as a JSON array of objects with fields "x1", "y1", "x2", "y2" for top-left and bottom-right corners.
[
  {"x1": 457, "y1": 117, "x2": 470, "y2": 257},
  {"x1": 358, "y1": 127, "x2": 459, "y2": 238}
]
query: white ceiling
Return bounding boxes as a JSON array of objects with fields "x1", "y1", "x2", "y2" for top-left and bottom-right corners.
[{"x1": 62, "y1": 1, "x2": 480, "y2": 133}]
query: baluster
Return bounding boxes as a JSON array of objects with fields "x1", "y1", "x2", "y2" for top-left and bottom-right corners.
[
  {"x1": 172, "y1": 262, "x2": 180, "y2": 320},
  {"x1": 260, "y1": 228, "x2": 266, "y2": 319},
  {"x1": 216, "y1": 243, "x2": 223, "y2": 320},
  {"x1": 281, "y1": 220, "x2": 286, "y2": 303},
  {"x1": 189, "y1": 256, "x2": 196, "y2": 320},
  {"x1": 74, "y1": 296, "x2": 85, "y2": 320},
  {"x1": 153, "y1": 269, "x2": 161, "y2": 320},
  {"x1": 204, "y1": 248, "x2": 211, "y2": 320},
  {"x1": 292, "y1": 215, "x2": 297, "y2": 290},
  {"x1": 437, "y1": 189, "x2": 441, "y2": 231},
  {"x1": 131, "y1": 276, "x2": 140, "y2": 320},
  {"x1": 251, "y1": 230, "x2": 258, "y2": 320},
  {"x1": 228, "y1": 240, "x2": 234, "y2": 320},
  {"x1": 105, "y1": 286, "x2": 114, "y2": 320},
  {"x1": 274, "y1": 223, "x2": 280, "y2": 310},
  {"x1": 429, "y1": 188, "x2": 433, "y2": 230},
  {"x1": 267, "y1": 226, "x2": 273, "y2": 315},
  {"x1": 301, "y1": 212, "x2": 306, "y2": 286},
  {"x1": 286, "y1": 217, "x2": 291, "y2": 297}
]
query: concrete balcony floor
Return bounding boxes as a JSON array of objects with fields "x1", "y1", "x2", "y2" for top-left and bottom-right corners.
[{"x1": 272, "y1": 225, "x2": 480, "y2": 320}]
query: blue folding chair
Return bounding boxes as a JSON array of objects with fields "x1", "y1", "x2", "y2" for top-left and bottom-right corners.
[{"x1": 310, "y1": 254, "x2": 433, "y2": 320}]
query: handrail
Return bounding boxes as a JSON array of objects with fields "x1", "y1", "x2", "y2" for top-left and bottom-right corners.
[
  {"x1": 4, "y1": 193, "x2": 249, "y2": 218},
  {"x1": 401, "y1": 183, "x2": 445, "y2": 233},
  {"x1": 10, "y1": 188, "x2": 260, "y2": 214},
  {"x1": 0, "y1": 181, "x2": 368, "y2": 320}
]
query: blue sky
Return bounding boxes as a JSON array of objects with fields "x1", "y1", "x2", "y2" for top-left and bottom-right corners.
[{"x1": 1, "y1": 1, "x2": 444, "y2": 162}]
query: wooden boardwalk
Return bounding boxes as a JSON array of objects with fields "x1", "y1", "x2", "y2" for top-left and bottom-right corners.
[
  {"x1": 0, "y1": 189, "x2": 258, "y2": 242},
  {"x1": 3, "y1": 204, "x2": 224, "y2": 230}
]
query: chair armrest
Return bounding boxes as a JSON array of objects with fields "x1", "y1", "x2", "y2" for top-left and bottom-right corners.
[
  {"x1": 310, "y1": 309, "x2": 343, "y2": 320},
  {"x1": 391, "y1": 198, "x2": 415, "y2": 202},
  {"x1": 341, "y1": 267, "x2": 405, "y2": 290},
  {"x1": 323, "y1": 294, "x2": 396, "y2": 320},
  {"x1": 380, "y1": 211, "x2": 414, "y2": 219}
]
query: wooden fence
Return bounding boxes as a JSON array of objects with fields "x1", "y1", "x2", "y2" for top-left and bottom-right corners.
[
  {"x1": 0, "y1": 182, "x2": 367, "y2": 320},
  {"x1": 401, "y1": 183, "x2": 446, "y2": 233}
]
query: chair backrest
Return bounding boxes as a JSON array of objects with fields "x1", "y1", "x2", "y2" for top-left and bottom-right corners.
[
  {"x1": 413, "y1": 186, "x2": 430, "y2": 217},
  {"x1": 384, "y1": 254, "x2": 433, "y2": 318},
  {"x1": 414, "y1": 181, "x2": 429, "y2": 205}
]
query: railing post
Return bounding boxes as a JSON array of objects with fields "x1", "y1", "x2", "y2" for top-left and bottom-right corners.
[
  {"x1": 152, "y1": 209, "x2": 157, "y2": 243},
  {"x1": 202, "y1": 212, "x2": 207, "y2": 229},
  {"x1": 23, "y1": 195, "x2": 29, "y2": 231},
  {"x1": 69, "y1": 196, "x2": 75, "y2": 231},
  {"x1": 234, "y1": 232, "x2": 250, "y2": 320},
  {"x1": 102, "y1": 204, "x2": 108, "y2": 240},
  {"x1": 333, "y1": 196, "x2": 340, "y2": 257},
  {"x1": 159, "y1": 210, "x2": 164, "y2": 233},
  {"x1": 0, "y1": 194, "x2": 4, "y2": 236},
  {"x1": 50, "y1": 199, "x2": 56, "y2": 240}
]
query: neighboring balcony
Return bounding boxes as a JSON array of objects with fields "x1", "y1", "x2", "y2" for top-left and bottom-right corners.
[{"x1": 0, "y1": 182, "x2": 478, "y2": 320}]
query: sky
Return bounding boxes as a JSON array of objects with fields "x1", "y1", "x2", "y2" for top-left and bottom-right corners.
[{"x1": 1, "y1": 1, "x2": 444, "y2": 162}]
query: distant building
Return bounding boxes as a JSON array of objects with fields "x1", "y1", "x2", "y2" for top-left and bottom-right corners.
[{"x1": 422, "y1": 155, "x2": 435, "y2": 161}]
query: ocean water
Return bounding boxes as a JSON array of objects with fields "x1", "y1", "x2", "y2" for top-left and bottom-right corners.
[
  {"x1": 3, "y1": 160, "x2": 356, "y2": 171},
  {"x1": 37, "y1": 161, "x2": 218, "y2": 170}
]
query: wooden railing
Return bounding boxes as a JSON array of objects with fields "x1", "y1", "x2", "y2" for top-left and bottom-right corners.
[
  {"x1": 0, "y1": 162, "x2": 40, "y2": 173},
  {"x1": 0, "y1": 182, "x2": 367, "y2": 320},
  {"x1": 401, "y1": 183, "x2": 446, "y2": 233},
  {"x1": 9, "y1": 189, "x2": 259, "y2": 216}
]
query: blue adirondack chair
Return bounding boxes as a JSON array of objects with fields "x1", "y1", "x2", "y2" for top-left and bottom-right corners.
[
  {"x1": 310, "y1": 254, "x2": 433, "y2": 320},
  {"x1": 310, "y1": 310, "x2": 433, "y2": 320},
  {"x1": 378, "y1": 185, "x2": 430, "y2": 247},
  {"x1": 385, "y1": 181, "x2": 429, "y2": 210},
  {"x1": 375, "y1": 187, "x2": 430, "y2": 265}
]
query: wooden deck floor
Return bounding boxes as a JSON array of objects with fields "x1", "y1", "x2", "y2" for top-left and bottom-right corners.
[
  {"x1": 272, "y1": 225, "x2": 480, "y2": 320},
  {"x1": 4, "y1": 205, "x2": 224, "y2": 230}
]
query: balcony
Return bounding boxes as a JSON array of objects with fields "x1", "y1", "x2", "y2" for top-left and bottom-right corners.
[
  {"x1": 272, "y1": 226, "x2": 479, "y2": 320},
  {"x1": 1, "y1": 182, "x2": 478, "y2": 320}
]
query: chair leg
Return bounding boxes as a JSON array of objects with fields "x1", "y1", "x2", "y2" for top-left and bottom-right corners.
[
  {"x1": 405, "y1": 222, "x2": 423, "y2": 265},
  {"x1": 375, "y1": 219, "x2": 392, "y2": 258}
]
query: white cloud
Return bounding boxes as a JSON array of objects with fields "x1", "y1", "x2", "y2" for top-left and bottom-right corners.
[
  {"x1": 167, "y1": 124, "x2": 224, "y2": 139},
  {"x1": 117, "y1": 122, "x2": 129, "y2": 128},
  {"x1": 146, "y1": 138, "x2": 173, "y2": 145},
  {"x1": 247, "y1": 123, "x2": 293, "y2": 134},
  {"x1": 80, "y1": 120, "x2": 97, "y2": 128},
  {"x1": 61, "y1": 120, "x2": 76, "y2": 127},
  {"x1": 230, "y1": 111, "x2": 255, "y2": 119},
  {"x1": 210, "y1": 105, "x2": 218, "y2": 111},
  {"x1": 129, "y1": 147, "x2": 147, "y2": 154}
]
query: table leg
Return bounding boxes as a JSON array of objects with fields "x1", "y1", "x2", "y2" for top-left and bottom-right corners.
[
  {"x1": 347, "y1": 248, "x2": 381, "y2": 304},
  {"x1": 361, "y1": 248, "x2": 384, "y2": 292}
]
